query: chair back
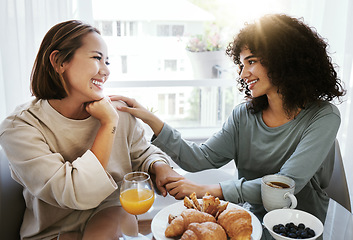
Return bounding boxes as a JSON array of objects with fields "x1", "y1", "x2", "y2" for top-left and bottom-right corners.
[
  {"x1": 325, "y1": 140, "x2": 351, "y2": 212},
  {"x1": 0, "y1": 147, "x2": 25, "y2": 240}
]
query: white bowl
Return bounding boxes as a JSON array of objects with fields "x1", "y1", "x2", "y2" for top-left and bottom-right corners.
[{"x1": 263, "y1": 209, "x2": 323, "y2": 240}]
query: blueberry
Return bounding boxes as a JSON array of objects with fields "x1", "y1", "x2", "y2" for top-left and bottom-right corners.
[
  {"x1": 298, "y1": 223, "x2": 305, "y2": 229},
  {"x1": 288, "y1": 232, "x2": 297, "y2": 238},
  {"x1": 286, "y1": 222, "x2": 294, "y2": 228},
  {"x1": 300, "y1": 231, "x2": 309, "y2": 238},
  {"x1": 307, "y1": 228, "x2": 316, "y2": 237},
  {"x1": 273, "y1": 226, "x2": 281, "y2": 234},
  {"x1": 273, "y1": 222, "x2": 315, "y2": 239},
  {"x1": 279, "y1": 226, "x2": 286, "y2": 233}
]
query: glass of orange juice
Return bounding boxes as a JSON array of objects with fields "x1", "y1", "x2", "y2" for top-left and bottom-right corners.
[{"x1": 120, "y1": 172, "x2": 155, "y2": 239}]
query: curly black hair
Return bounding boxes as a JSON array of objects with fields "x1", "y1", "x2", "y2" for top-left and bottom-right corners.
[{"x1": 226, "y1": 14, "x2": 345, "y2": 116}]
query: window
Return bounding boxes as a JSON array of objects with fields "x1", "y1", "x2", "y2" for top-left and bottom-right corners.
[
  {"x1": 96, "y1": 21, "x2": 138, "y2": 37},
  {"x1": 102, "y1": 21, "x2": 113, "y2": 36},
  {"x1": 164, "y1": 60, "x2": 177, "y2": 72},
  {"x1": 156, "y1": 24, "x2": 185, "y2": 37},
  {"x1": 116, "y1": 21, "x2": 121, "y2": 36},
  {"x1": 129, "y1": 22, "x2": 137, "y2": 36},
  {"x1": 92, "y1": 0, "x2": 252, "y2": 140},
  {"x1": 121, "y1": 56, "x2": 127, "y2": 74},
  {"x1": 157, "y1": 25, "x2": 170, "y2": 36},
  {"x1": 158, "y1": 94, "x2": 166, "y2": 114},
  {"x1": 168, "y1": 94, "x2": 176, "y2": 115},
  {"x1": 172, "y1": 25, "x2": 184, "y2": 36}
]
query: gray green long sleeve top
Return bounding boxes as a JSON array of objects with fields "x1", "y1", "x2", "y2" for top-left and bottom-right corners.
[{"x1": 152, "y1": 101, "x2": 340, "y2": 223}]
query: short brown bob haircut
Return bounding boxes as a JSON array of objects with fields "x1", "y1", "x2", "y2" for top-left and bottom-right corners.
[{"x1": 30, "y1": 20, "x2": 100, "y2": 100}]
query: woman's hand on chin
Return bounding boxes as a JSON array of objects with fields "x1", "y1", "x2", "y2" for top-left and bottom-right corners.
[{"x1": 86, "y1": 97, "x2": 119, "y2": 126}]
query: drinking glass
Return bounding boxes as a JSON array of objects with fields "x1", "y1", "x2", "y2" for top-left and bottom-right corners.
[{"x1": 120, "y1": 172, "x2": 155, "y2": 239}]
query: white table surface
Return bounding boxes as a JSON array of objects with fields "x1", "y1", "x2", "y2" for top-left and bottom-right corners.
[{"x1": 138, "y1": 168, "x2": 353, "y2": 240}]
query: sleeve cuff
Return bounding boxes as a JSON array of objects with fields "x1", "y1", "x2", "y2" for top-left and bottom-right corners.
[
  {"x1": 76, "y1": 150, "x2": 117, "y2": 187},
  {"x1": 219, "y1": 178, "x2": 244, "y2": 204},
  {"x1": 69, "y1": 150, "x2": 118, "y2": 209}
]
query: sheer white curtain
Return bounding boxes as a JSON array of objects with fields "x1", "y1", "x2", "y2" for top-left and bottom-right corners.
[
  {"x1": 330, "y1": 0, "x2": 353, "y2": 208},
  {"x1": 1, "y1": 0, "x2": 352, "y2": 207},
  {"x1": 0, "y1": 0, "x2": 93, "y2": 118}
]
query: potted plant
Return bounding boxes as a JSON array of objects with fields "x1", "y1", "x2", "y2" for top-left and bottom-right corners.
[
  {"x1": 186, "y1": 27, "x2": 222, "y2": 52},
  {"x1": 185, "y1": 25, "x2": 231, "y2": 79}
]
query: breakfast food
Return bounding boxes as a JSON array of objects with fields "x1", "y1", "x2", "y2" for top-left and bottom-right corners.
[
  {"x1": 184, "y1": 192, "x2": 202, "y2": 211},
  {"x1": 181, "y1": 222, "x2": 227, "y2": 240},
  {"x1": 184, "y1": 192, "x2": 229, "y2": 218},
  {"x1": 272, "y1": 222, "x2": 316, "y2": 238},
  {"x1": 164, "y1": 192, "x2": 253, "y2": 239},
  {"x1": 217, "y1": 208, "x2": 252, "y2": 240},
  {"x1": 165, "y1": 209, "x2": 216, "y2": 237}
]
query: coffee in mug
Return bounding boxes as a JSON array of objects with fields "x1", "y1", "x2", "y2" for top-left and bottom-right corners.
[
  {"x1": 261, "y1": 174, "x2": 297, "y2": 212},
  {"x1": 265, "y1": 181, "x2": 290, "y2": 189}
]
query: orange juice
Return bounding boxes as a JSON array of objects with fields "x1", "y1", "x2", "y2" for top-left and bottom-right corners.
[{"x1": 120, "y1": 188, "x2": 155, "y2": 215}]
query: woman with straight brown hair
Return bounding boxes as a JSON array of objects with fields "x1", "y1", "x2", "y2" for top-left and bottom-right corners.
[{"x1": 0, "y1": 20, "x2": 179, "y2": 240}]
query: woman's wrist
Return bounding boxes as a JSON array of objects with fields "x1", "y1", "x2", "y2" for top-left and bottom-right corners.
[
  {"x1": 203, "y1": 184, "x2": 224, "y2": 200},
  {"x1": 149, "y1": 160, "x2": 169, "y2": 174},
  {"x1": 144, "y1": 114, "x2": 164, "y2": 136},
  {"x1": 100, "y1": 122, "x2": 118, "y2": 135},
  {"x1": 151, "y1": 122, "x2": 164, "y2": 136},
  {"x1": 100, "y1": 116, "x2": 119, "y2": 127}
]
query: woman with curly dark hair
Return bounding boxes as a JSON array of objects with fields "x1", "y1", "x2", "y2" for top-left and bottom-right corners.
[
  {"x1": 227, "y1": 14, "x2": 344, "y2": 118},
  {"x1": 111, "y1": 14, "x2": 345, "y2": 227}
]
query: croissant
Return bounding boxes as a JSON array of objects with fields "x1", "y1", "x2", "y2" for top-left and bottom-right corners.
[
  {"x1": 217, "y1": 208, "x2": 252, "y2": 240},
  {"x1": 165, "y1": 209, "x2": 216, "y2": 238},
  {"x1": 184, "y1": 192, "x2": 229, "y2": 218},
  {"x1": 181, "y1": 222, "x2": 227, "y2": 240}
]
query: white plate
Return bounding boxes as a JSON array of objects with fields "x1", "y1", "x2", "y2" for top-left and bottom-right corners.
[{"x1": 151, "y1": 201, "x2": 263, "y2": 240}]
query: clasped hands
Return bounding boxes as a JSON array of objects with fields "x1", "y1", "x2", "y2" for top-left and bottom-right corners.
[{"x1": 149, "y1": 161, "x2": 209, "y2": 200}]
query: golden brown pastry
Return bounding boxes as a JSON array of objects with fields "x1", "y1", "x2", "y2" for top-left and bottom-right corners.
[
  {"x1": 215, "y1": 201, "x2": 228, "y2": 219},
  {"x1": 190, "y1": 192, "x2": 202, "y2": 211},
  {"x1": 181, "y1": 222, "x2": 227, "y2": 240},
  {"x1": 217, "y1": 208, "x2": 252, "y2": 240},
  {"x1": 165, "y1": 209, "x2": 216, "y2": 238},
  {"x1": 184, "y1": 192, "x2": 229, "y2": 218},
  {"x1": 184, "y1": 195, "x2": 195, "y2": 209},
  {"x1": 202, "y1": 194, "x2": 220, "y2": 213},
  {"x1": 168, "y1": 214, "x2": 177, "y2": 224}
]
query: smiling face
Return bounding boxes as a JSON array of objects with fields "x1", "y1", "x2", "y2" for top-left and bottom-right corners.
[
  {"x1": 61, "y1": 32, "x2": 110, "y2": 103},
  {"x1": 239, "y1": 47, "x2": 277, "y2": 98}
]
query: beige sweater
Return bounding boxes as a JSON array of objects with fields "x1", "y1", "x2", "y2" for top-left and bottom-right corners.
[{"x1": 0, "y1": 99, "x2": 170, "y2": 239}]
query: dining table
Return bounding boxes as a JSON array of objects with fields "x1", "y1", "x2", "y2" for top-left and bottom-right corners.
[{"x1": 133, "y1": 168, "x2": 353, "y2": 240}]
